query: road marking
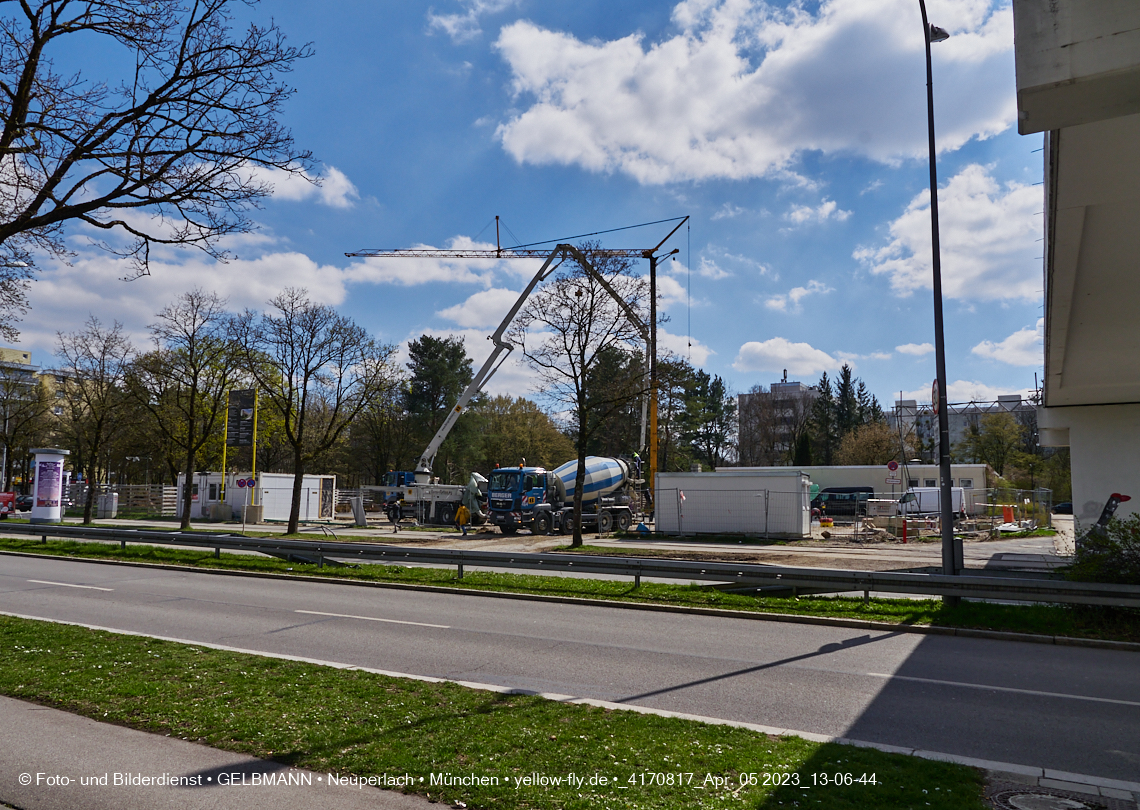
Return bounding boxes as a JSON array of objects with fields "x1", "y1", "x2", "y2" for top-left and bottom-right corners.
[
  {"x1": 867, "y1": 672, "x2": 1140, "y2": 708},
  {"x1": 27, "y1": 580, "x2": 113, "y2": 592},
  {"x1": 294, "y1": 609, "x2": 448, "y2": 629}
]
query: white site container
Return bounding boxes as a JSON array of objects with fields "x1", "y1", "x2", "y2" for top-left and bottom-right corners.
[
  {"x1": 655, "y1": 469, "x2": 811, "y2": 538},
  {"x1": 177, "y1": 472, "x2": 336, "y2": 522}
]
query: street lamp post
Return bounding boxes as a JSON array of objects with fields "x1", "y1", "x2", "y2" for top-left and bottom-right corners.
[{"x1": 917, "y1": 1, "x2": 962, "y2": 583}]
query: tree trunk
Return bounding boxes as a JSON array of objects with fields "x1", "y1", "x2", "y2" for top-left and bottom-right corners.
[
  {"x1": 288, "y1": 444, "x2": 304, "y2": 535},
  {"x1": 180, "y1": 454, "x2": 195, "y2": 530},
  {"x1": 571, "y1": 433, "x2": 586, "y2": 548},
  {"x1": 82, "y1": 461, "x2": 96, "y2": 524}
]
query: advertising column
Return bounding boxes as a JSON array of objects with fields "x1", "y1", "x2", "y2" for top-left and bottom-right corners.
[{"x1": 30, "y1": 448, "x2": 70, "y2": 524}]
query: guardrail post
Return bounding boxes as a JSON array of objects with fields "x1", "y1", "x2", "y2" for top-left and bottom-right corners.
[
  {"x1": 41, "y1": 534, "x2": 46, "y2": 544},
  {"x1": 634, "y1": 572, "x2": 641, "y2": 589},
  {"x1": 214, "y1": 547, "x2": 220, "y2": 559},
  {"x1": 121, "y1": 538, "x2": 126, "y2": 551},
  {"x1": 458, "y1": 563, "x2": 464, "y2": 580},
  {"x1": 319, "y1": 555, "x2": 324, "y2": 569},
  {"x1": 863, "y1": 589, "x2": 869, "y2": 605}
]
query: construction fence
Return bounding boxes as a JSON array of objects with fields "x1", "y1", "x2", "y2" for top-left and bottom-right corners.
[
  {"x1": 62, "y1": 483, "x2": 179, "y2": 517},
  {"x1": 655, "y1": 488, "x2": 810, "y2": 538}
]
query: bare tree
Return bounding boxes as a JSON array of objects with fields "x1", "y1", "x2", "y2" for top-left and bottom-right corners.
[
  {"x1": 509, "y1": 245, "x2": 648, "y2": 547},
  {"x1": 0, "y1": 0, "x2": 314, "y2": 335},
  {"x1": 128, "y1": 289, "x2": 239, "y2": 528},
  {"x1": 0, "y1": 358, "x2": 51, "y2": 489},
  {"x1": 234, "y1": 288, "x2": 395, "y2": 534},
  {"x1": 55, "y1": 317, "x2": 133, "y2": 522}
]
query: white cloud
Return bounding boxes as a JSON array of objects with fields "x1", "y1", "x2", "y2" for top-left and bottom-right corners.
[
  {"x1": 245, "y1": 164, "x2": 359, "y2": 209},
  {"x1": 657, "y1": 273, "x2": 702, "y2": 309},
  {"x1": 436, "y1": 287, "x2": 521, "y2": 328},
  {"x1": 902, "y1": 379, "x2": 1034, "y2": 404},
  {"x1": 854, "y1": 163, "x2": 1041, "y2": 301},
  {"x1": 23, "y1": 250, "x2": 349, "y2": 357},
  {"x1": 764, "y1": 279, "x2": 833, "y2": 312},
  {"x1": 784, "y1": 198, "x2": 851, "y2": 225},
  {"x1": 494, "y1": 0, "x2": 1014, "y2": 183},
  {"x1": 733, "y1": 337, "x2": 839, "y2": 375},
  {"x1": 896, "y1": 342, "x2": 934, "y2": 355},
  {"x1": 711, "y1": 203, "x2": 746, "y2": 220},
  {"x1": 971, "y1": 319, "x2": 1043, "y2": 366},
  {"x1": 659, "y1": 328, "x2": 713, "y2": 366},
  {"x1": 429, "y1": 0, "x2": 518, "y2": 42},
  {"x1": 695, "y1": 257, "x2": 732, "y2": 280}
]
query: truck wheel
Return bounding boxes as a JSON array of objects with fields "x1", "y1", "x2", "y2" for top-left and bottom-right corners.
[
  {"x1": 616, "y1": 511, "x2": 631, "y2": 532},
  {"x1": 438, "y1": 504, "x2": 455, "y2": 526},
  {"x1": 597, "y1": 511, "x2": 613, "y2": 533},
  {"x1": 533, "y1": 512, "x2": 550, "y2": 535},
  {"x1": 499, "y1": 525, "x2": 518, "y2": 536}
]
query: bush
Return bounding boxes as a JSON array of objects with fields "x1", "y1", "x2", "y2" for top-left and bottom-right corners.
[{"x1": 1067, "y1": 514, "x2": 1140, "y2": 584}]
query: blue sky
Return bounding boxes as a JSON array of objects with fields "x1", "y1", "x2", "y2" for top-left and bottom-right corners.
[{"x1": 25, "y1": 0, "x2": 1045, "y2": 408}]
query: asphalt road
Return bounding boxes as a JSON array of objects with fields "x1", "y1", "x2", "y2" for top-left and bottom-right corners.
[{"x1": 1, "y1": 554, "x2": 1136, "y2": 783}]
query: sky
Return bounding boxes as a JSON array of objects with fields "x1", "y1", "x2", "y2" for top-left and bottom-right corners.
[{"x1": 20, "y1": 0, "x2": 1046, "y2": 410}]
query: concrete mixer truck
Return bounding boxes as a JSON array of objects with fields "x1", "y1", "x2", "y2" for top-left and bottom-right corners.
[{"x1": 487, "y1": 456, "x2": 636, "y2": 535}]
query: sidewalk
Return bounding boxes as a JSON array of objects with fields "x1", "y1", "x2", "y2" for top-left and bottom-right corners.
[{"x1": 0, "y1": 697, "x2": 432, "y2": 810}]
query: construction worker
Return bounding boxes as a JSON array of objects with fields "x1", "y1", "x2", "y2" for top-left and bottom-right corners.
[{"x1": 455, "y1": 502, "x2": 471, "y2": 537}]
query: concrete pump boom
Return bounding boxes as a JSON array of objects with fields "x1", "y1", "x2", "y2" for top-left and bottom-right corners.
[{"x1": 346, "y1": 243, "x2": 650, "y2": 483}]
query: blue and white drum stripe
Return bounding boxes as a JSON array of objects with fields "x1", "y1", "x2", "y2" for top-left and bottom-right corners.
[{"x1": 553, "y1": 456, "x2": 628, "y2": 502}]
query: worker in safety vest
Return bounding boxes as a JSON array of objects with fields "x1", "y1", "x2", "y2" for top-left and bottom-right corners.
[{"x1": 455, "y1": 503, "x2": 471, "y2": 537}]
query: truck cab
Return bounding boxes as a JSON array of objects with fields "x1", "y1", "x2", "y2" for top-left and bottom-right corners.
[{"x1": 488, "y1": 467, "x2": 552, "y2": 534}]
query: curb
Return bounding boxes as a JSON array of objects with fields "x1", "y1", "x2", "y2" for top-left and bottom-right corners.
[
  {"x1": 2, "y1": 548, "x2": 1139, "y2": 652},
  {"x1": 1, "y1": 607, "x2": 1136, "y2": 803}
]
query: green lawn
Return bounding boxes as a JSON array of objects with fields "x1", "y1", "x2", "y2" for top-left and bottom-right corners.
[
  {"x1": 0, "y1": 615, "x2": 987, "y2": 810},
  {"x1": 1, "y1": 536, "x2": 1137, "y2": 643}
]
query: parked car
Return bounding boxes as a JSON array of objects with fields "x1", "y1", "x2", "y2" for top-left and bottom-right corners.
[
  {"x1": 15, "y1": 494, "x2": 32, "y2": 512},
  {"x1": 1052, "y1": 502, "x2": 1073, "y2": 515},
  {"x1": 811, "y1": 486, "x2": 874, "y2": 517}
]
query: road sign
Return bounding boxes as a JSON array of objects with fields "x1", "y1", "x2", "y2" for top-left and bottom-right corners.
[
  {"x1": 886, "y1": 476, "x2": 902, "y2": 485},
  {"x1": 887, "y1": 460, "x2": 899, "y2": 472}
]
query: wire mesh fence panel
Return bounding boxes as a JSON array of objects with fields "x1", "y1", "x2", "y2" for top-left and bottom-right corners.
[
  {"x1": 657, "y1": 488, "x2": 807, "y2": 537},
  {"x1": 63, "y1": 483, "x2": 180, "y2": 517}
]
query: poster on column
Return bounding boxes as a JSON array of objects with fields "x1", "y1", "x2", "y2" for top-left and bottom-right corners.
[{"x1": 36, "y1": 460, "x2": 62, "y2": 508}]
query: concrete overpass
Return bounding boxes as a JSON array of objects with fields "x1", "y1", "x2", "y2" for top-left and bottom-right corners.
[{"x1": 1015, "y1": 1, "x2": 1140, "y2": 523}]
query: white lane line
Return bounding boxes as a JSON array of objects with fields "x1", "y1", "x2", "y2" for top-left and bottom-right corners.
[
  {"x1": 27, "y1": 579, "x2": 114, "y2": 592},
  {"x1": 294, "y1": 609, "x2": 448, "y2": 629},
  {"x1": 867, "y1": 672, "x2": 1140, "y2": 708}
]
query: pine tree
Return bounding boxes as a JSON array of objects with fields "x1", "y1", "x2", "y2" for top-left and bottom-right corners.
[
  {"x1": 834, "y1": 364, "x2": 859, "y2": 437},
  {"x1": 810, "y1": 372, "x2": 836, "y2": 465}
]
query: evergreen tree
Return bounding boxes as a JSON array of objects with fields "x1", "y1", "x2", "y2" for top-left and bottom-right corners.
[
  {"x1": 810, "y1": 372, "x2": 836, "y2": 465},
  {"x1": 834, "y1": 364, "x2": 859, "y2": 437},
  {"x1": 403, "y1": 335, "x2": 479, "y2": 482},
  {"x1": 681, "y1": 371, "x2": 736, "y2": 470}
]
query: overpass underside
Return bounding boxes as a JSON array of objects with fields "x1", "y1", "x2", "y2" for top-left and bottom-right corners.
[{"x1": 1015, "y1": 1, "x2": 1140, "y2": 523}]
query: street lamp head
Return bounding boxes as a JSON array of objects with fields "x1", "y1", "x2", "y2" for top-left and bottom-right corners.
[{"x1": 928, "y1": 24, "x2": 949, "y2": 43}]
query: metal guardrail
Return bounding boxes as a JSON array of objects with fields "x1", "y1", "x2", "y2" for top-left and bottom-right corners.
[{"x1": 3, "y1": 523, "x2": 1139, "y2": 608}]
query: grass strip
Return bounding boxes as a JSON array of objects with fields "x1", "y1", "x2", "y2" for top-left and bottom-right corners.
[
  {"x1": 1, "y1": 535, "x2": 1137, "y2": 643},
  {"x1": 0, "y1": 615, "x2": 985, "y2": 809}
]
